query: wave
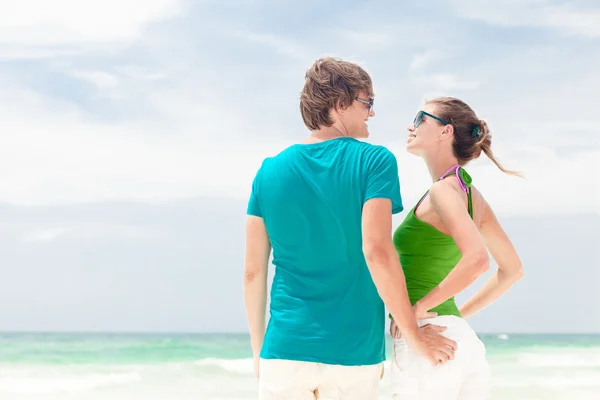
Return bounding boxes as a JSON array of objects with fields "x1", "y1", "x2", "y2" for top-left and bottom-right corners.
[
  {"x1": 194, "y1": 358, "x2": 254, "y2": 374},
  {"x1": 518, "y1": 351, "x2": 600, "y2": 368},
  {"x1": 192, "y1": 358, "x2": 397, "y2": 376},
  {"x1": 494, "y1": 374, "x2": 600, "y2": 390},
  {"x1": 534, "y1": 374, "x2": 600, "y2": 390},
  {"x1": 0, "y1": 371, "x2": 141, "y2": 394}
]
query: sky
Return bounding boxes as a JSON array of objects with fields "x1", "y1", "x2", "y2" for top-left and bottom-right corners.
[{"x1": 0, "y1": 0, "x2": 598, "y2": 333}]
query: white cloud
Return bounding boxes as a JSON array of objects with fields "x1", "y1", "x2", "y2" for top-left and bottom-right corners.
[
  {"x1": 0, "y1": 53, "x2": 597, "y2": 216},
  {"x1": 453, "y1": 0, "x2": 600, "y2": 38},
  {"x1": 21, "y1": 228, "x2": 69, "y2": 242},
  {"x1": 228, "y1": 30, "x2": 312, "y2": 62},
  {"x1": 0, "y1": 45, "x2": 84, "y2": 60},
  {"x1": 19, "y1": 224, "x2": 155, "y2": 242},
  {"x1": 421, "y1": 73, "x2": 481, "y2": 91},
  {"x1": 409, "y1": 51, "x2": 440, "y2": 73},
  {"x1": 388, "y1": 142, "x2": 600, "y2": 217},
  {"x1": 0, "y1": 0, "x2": 597, "y2": 219},
  {"x1": 69, "y1": 70, "x2": 120, "y2": 88},
  {"x1": 407, "y1": 54, "x2": 480, "y2": 93},
  {"x1": 332, "y1": 29, "x2": 395, "y2": 52},
  {"x1": 0, "y1": 0, "x2": 186, "y2": 52},
  {"x1": 13, "y1": 91, "x2": 593, "y2": 217},
  {"x1": 0, "y1": 82, "x2": 286, "y2": 206}
]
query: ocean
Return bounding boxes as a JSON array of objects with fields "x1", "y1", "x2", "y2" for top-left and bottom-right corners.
[{"x1": 0, "y1": 332, "x2": 599, "y2": 399}]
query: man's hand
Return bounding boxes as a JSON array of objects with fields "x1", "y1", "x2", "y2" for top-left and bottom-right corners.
[
  {"x1": 389, "y1": 302, "x2": 437, "y2": 338},
  {"x1": 390, "y1": 319, "x2": 458, "y2": 366},
  {"x1": 410, "y1": 325, "x2": 457, "y2": 366},
  {"x1": 390, "y1": 318, "x2": 399, "y2": 338}
]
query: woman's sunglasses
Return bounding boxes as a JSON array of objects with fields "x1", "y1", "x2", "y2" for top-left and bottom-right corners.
[{"x1": 414, "y1": 110, "x2": 450, "y2": 128}]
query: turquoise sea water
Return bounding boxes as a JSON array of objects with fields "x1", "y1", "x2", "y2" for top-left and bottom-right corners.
[{"x1": 1, "y1": 333, "x2": 599, "y2": 399}]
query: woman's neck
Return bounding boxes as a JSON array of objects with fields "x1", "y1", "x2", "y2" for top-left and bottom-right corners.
[{"x1": 424, "y1": 153, "x2": 460, "y2": 182}]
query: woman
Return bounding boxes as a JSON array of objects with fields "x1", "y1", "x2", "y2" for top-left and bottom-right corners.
[{"x1": 389, "y1": 97, "x2": 524, "y2": 399}]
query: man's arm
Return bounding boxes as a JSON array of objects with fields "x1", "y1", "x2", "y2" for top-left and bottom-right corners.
[
  {"x1": 243, "y1": 215, "x2": 271, "y2": 358},
  {"x1": 362, "y1": 198, "x2": 419, "y2": 337},
  {"x1": 362, "y1": 198, "x2": 456, "y2": 364}
]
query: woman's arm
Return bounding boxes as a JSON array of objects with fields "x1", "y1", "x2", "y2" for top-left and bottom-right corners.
[
  {"x1": 459, "y1": 201, "x2": 524, "y2": 318},
  {"x1": 413, "y1": 180, "x2": 490, "y2": 314},
  {"x1": 243, "y1": 215, "x2": 271, "y2": 358}
]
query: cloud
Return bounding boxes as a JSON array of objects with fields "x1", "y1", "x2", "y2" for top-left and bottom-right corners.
[
  {"x1": 409, "y1": 51, "x2": 440, "y2": 73},
  {"x1": 388, "y1": 143, "x2": 600, "y2": 217},
  {"x1": 407, "y1": 52, "x2": 480, "y2": 94},
  {"x1": 0, "y1": 45, "x2": 84, "y2": 60},
  {"x1": 414, "y1": 73, "x2": 481, "y2": 92},
  {"x1": 332, "y1": 29, "x2": 395, "y2": 52},
  {"x1": 18, "y1": 224, "x2": 155, "y2": 242},
  {"x1": 20, "y1": 228, "x2": 69, "y2": 242},
  {"x1": 0, "y1": 81, "x2": 287, "y2": 205},
  {"x1": 227, "y1": 30, "x2": 312, "y2": 62},
  {"x1": 0, "y1": 0, "x2": 186, "y2": 45},
  {"x1": 452, "y1": 0, "x2": 600, "y2": 38},
  {"x1": 0, "y1": 0, "x2": 187, "y2": 59},
  {"x1": 69, "y1": 70, "x2": 120, "y2": 88},
  {"x1": 0, "y1": 0, "x2": 597, "y2": 219}
]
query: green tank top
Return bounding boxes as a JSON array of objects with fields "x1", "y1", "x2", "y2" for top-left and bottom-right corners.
[{"x1": 392, "y1": 165, "x2": 474, "y2": 318}]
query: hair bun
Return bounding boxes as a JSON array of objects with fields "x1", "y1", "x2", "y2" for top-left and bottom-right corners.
[{"x1": 477, "y1": 120, "x2": 489, "y2": 143}]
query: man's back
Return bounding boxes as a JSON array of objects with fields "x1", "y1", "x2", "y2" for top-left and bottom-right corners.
[{"x1": 247, "y1": 137, "x2": 403, "y2": 366}]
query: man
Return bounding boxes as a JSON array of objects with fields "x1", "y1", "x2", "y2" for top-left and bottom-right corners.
[{"x1": 244, "y1": 57, "x2": 456, "y2": 399}]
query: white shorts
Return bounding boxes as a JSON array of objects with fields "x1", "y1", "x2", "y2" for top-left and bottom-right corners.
[
  {"x1": 259, "y1": 358, "x2": 384, "y2": 400},
  {"x1": 390, "y1": 315, "x2": 491, "y2": 400}
]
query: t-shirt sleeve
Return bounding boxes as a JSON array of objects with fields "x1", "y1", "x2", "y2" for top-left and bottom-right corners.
[
  {"x1": 246, "y1": 168, "x2": 263, "y2": 218},
  {"x1": 364, "y1": 147, "x2": 403, "y2": 214}
]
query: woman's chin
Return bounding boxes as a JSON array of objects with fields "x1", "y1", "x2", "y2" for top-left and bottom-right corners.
[{"x1": 405, "y1": 142, "x2": 419, "y2": 155}]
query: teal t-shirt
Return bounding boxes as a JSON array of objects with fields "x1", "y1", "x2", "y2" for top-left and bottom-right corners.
[{"x1": 246, "y1": 137, "x2": 403, "y2": 366}]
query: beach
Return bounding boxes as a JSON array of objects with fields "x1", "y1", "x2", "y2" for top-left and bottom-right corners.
[{"x1": 1, "y1": 332, "x2": 599, "y2": 399}]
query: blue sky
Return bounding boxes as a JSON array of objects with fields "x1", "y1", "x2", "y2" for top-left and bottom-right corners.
[{"x1": 0, "y1": 0, "x2": 598, "y2": 332}]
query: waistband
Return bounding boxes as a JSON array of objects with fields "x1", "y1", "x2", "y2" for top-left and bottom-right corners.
[{"x1": 415, "y1": 315, "x2": 480, "y2": 340}]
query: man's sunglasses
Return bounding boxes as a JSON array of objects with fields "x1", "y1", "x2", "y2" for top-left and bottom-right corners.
[
  {"x1": 414, "y1": 110, "x2": 450, "y2": 128},
  {"x1": 355, "y1": 96, "x2": 374, "y2": 113}
]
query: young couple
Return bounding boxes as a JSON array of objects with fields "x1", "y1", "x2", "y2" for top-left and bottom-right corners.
[{"x1": 244, "y1": 57, "x2": 523, "y2": 400}]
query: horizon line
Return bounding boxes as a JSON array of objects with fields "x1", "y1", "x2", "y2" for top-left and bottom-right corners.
[{"x1": 2, "y1": 330, "x2": 599, "y2": 335}]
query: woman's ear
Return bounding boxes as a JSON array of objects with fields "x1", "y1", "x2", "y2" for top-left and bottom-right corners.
[{"x1": 440, "y1": 124, "x2": 454, "y2": 141}]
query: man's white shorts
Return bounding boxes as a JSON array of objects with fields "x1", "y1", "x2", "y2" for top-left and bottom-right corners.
[
  {"x1": 390, "y1": 315, "x2": 491, "y2": 400},
  {"x1": 259, "y1": 358, "x2": 384, "y2": 400}
]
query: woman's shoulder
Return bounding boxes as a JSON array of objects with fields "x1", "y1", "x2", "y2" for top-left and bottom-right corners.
[
  {"x1": 430, "y1": 175, "x2": 465, "y2": 198},
  {"x1": 430, "y1": 174, "x2": 490, "y2": 222}
]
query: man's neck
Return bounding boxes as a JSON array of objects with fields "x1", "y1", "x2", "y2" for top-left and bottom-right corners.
[{"x1": 303, "y1": 125, "x2": 349, "y2": 144}]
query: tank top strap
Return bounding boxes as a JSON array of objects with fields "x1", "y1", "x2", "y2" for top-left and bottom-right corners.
[
  {"x1": 439, "y1": 165, "x2": 474, "y2": 219},
  {"x1": 414, "y1": 189, "x2": 431, "y2": 211}
]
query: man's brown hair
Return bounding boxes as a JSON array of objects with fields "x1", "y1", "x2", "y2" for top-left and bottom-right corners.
[{"x1": 300, "y1": 57, "x2": 374, "y2": 131}]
